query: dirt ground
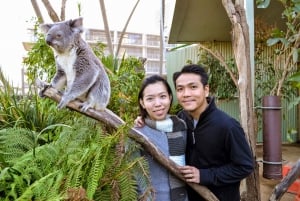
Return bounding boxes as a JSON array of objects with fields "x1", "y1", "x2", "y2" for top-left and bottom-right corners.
[{"x1": 256, "y1": 143, "x2": 300, "y2": 201}]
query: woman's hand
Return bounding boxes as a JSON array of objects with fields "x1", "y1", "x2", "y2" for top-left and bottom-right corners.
[{"x1": 134, "y1": 116, "x2": 145, "y2": 127}]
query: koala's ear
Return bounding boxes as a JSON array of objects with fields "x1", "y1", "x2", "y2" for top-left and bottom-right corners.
[
  {"x1": 69, "y1": 17, "x2": 83, "y2": 33},
  {"x1": 40, "y1": 24, "x2": 52, "y2": 33}
]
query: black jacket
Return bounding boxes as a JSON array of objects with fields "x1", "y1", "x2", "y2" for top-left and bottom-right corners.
[{"x1": 177, "y1": 97, "x2": 254, "y2": 201}]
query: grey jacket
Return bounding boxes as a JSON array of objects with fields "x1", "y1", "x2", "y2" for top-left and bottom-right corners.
[{"x1": 136, "y1": 125, "x2": 188, "y2": 201}]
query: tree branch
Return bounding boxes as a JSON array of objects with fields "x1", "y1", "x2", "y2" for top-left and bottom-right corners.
[
  {"x1": 30, "y1": 0, "x2": 44, "y2": 23},
  {"x1": 198, "y1": 43, "x2": 238, "y2": 87},
  {"x1": 98, "y1": 0, "x2": 114, "y2": 55},
  {"x1": 269, "y1": 159, "x2": 300, "y2": 201},
  {"x1": 35, "y1": 79, "x2": 219, "y2": 201},
  {"x1": 60, "y1": 0, "x2": 67, "y2": 21},
  {"x1": 41, "y1": 0, "x2": 60, "y2": 22}
]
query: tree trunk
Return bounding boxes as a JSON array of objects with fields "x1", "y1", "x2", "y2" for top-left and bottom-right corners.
[
  {"x1": 30, "y1": 0, "x2": 44, "y2": 23},
  {"x1": 222, "y1": 0, "x2": 260, "y2": 200},
  {"x1": 35, "y1": 79, "x2": 219, "y2": 201},
  {"x1": 98, "y1": 0, "x2": 114, "y2": 56},
  {"x1": 60, "y1": 0, "x2": 67, "y2": 21},
  {"x1": 159, "y1": 0, "x2": 165, "y2": 75},
  {"x1": 41, "y1": 0, "x2": 60, "y2": 22},
  {"x1": 114, "y1": 0, "x2": 141, "y2": 59}
]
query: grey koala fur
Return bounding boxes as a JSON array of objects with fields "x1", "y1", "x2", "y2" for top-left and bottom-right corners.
[{"x1": 40, "y1": 17, "x2": 111, "y2": 112}]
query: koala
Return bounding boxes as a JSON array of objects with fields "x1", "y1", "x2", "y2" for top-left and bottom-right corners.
[{"x1": 40, "y1": 17, "x2": 111, "y2": 112}]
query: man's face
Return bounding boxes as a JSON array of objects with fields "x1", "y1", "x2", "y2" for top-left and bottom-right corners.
[{"x1": 175, "y1": 73, "x2": 209, "y2": 119}]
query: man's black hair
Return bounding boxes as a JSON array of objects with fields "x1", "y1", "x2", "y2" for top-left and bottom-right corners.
[{"x1": 173, "y1": 64, "x2": 209, "y2": 87}]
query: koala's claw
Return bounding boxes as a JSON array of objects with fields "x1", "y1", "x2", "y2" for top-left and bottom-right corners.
[
  {"x1": 57, "y1": 100, "x2": 68, "y2": 110},
  {"x1": 39, "y1": 84, "x2": 52, "y2": 98},
  {"x1": 79, "y1": 102, "x2": 92, "y2": 112}
]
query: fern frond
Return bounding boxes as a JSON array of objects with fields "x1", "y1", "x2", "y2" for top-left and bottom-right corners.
[
  {"x1": 118, "y1": 171, "x2": 138, "y2": 201},
  {"x1": 86, "y1": 135, "x2": 116, "y2": 199},
  {"x1": 0, "y1": 143, "x2": 60, "y2": 200},
  {"x1": 0, "y1": 128, "x2": 35, "y2": 165},
  {"x1": 16, "y1": 170, "x2": 64, "y2": 201}
]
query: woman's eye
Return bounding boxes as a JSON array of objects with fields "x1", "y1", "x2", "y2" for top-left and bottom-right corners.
[{"x1": 146, "y1": 98, "x2": 153, "y2": 101}]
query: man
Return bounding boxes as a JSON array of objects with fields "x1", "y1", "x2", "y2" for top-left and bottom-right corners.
[{"x1": 174, "y1": 64, "x2": 254, "y2": 201}]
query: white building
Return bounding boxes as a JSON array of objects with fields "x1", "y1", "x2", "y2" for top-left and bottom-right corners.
[{"x1": 23, "y1": 28, "x2": 176, "y2": 75}]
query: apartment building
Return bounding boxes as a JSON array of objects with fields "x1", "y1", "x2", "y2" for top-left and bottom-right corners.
[
  {"x1": 86, "y1": 29, "x2": 167, "y2": 75},
  {"x1": 23, "y1": 28, "x2": 175, "y2": 75}
]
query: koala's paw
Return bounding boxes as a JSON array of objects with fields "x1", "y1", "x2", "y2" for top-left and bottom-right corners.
[
  {"x1": 57, "y1": 97, "x2": 70, "y2": 110},
  {"x1": 79, "y1": 102, "x2": 92, "y2": 113},
  {"x1": 39, "y1": 84, "x2": 52, "y2": 98}
]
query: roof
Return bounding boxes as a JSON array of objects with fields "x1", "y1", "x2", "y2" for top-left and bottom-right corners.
[{"x1": 168, "y1": 0, "x2": 286, "y2": 43}]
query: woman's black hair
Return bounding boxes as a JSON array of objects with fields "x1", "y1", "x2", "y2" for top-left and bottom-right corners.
[{"x1": 138, "y1": 75, "x2": 173, "y2": 119}]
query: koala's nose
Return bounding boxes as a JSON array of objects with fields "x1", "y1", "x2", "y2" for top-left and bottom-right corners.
[
  {"x1": 45, "y1": 35, "x2": 53, "y2": 46},
  {"x1": 46, "y1": 38, "x2": 52, "y2": 46}
]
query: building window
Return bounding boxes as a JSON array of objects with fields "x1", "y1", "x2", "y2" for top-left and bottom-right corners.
[
  {"x1": 147, "y1": 35, "x2": 160, "y2": 46},
  {"x1": 147, "y1": 48, "x2": 160, "y2": 60},
  {"x1": 118, "y1": 32, "x2": 142, "y2": 45},
  {"x1": 124, "y1": 46, "x2": 143, "y2": 57},
  {"x1": 86, "y1": 30, "x2": 112, "y2": 42},
  {"x1": 146, "y1": 61, "x2": 160, "y2": 73}
]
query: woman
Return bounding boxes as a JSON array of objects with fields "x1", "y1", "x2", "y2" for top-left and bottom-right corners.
[{"x1": 135, "y1": 74, "x2": 188, "y2": 201}]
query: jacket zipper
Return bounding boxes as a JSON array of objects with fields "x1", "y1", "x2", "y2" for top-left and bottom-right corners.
[{"x1": 192, "y1": 129, "x2": 195, "y2": 145}]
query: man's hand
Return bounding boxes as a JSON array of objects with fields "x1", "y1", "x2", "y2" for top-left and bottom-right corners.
[
  {"x1": 134, "y1": 116, "x2": 145, "y2": 127},
  {"x1": 179, "y1": 165, "x2": 200, "y2": 183}
]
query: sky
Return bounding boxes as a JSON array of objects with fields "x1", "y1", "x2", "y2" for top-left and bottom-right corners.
[{"x1": 0, "y1": 0, "x2": 173, "y2": 87}]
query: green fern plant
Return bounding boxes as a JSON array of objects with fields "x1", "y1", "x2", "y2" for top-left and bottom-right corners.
[
  {"x1": 0, "y1": 128, "x2": 36, "y2": 166},
  {"x1": 101, "y1": 54, "x2": 145, "y2": 120},
  {"x1": 5, "y1": 18, "x2": 150, "y2": 200},
  {"x1": 0, "y1": 117, "x2": 151, "y2": 201},
  {"x1": 0, "y1": 67, "x2": 72, "y2": 138}
]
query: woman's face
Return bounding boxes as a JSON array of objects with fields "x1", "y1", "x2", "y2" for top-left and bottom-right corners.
[{"x1": 139, "y1": 81, "x2": 172, "y2": 121}]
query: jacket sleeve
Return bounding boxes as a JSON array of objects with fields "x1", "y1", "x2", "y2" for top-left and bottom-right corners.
[{"x1": 199, "y1": 122, "x2": 254, "y2": 186}]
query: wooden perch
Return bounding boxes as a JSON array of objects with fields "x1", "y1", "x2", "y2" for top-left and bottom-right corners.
[
  {"x1": 36, "y1": 79, "x2": 219, "y2": 201},
  {"x1": 269, "y1": 159, "x2": 300, "y2": 201}
]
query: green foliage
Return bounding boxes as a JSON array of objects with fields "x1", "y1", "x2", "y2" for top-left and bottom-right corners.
[
  {"x1": 288, "y1": 71, "x2": 300, "y2": 88},
  {"x1": 0, "y1": 128, "x2": 36, "y2": 166},
  {"x1": 59, "y1": 45, "x2": 145, "y2": 121},
  {"x1": 261, "y1": 0, "x2": 300, "y2": 96},
  {"x1": 3, "y1": 19, "x2": 148, "y2": 200},
  {"x1": 287, "y1": 72, "x2": 300, "y2": 108},
  {"x1": 103, "y1": 55, "x2": 145, "y2": 119},
  {"x1": 23, "y1": 29, "x2": 56, "y2": 84},
  {"x1": 197, "y1": 48, "x2": 238, "y2": 99},
  {"x1": 169, "y1": 103, "x2": 183, "y2": 115},
  {"x1": 256, "y1": 0, "x2": 271, "y2": 8},
  {"x1": 0, "y1": 68, "x2": 70, "y2": 134},
  {"x1": 0, "y1": 117, "x2": 149, "y2": 200}
]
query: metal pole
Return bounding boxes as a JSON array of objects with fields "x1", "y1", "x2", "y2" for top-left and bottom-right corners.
[{"x1": 262, "y1": 95, "x2": 282, "y2": 179}]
